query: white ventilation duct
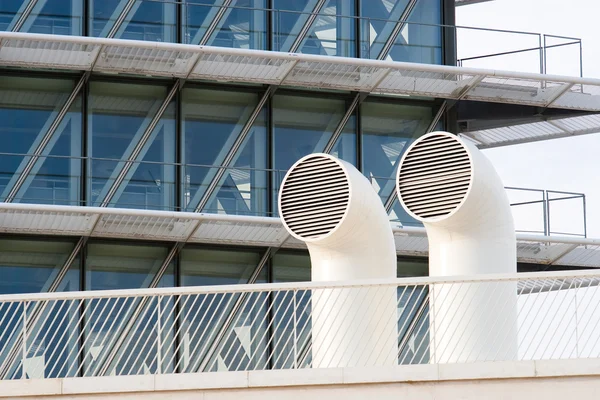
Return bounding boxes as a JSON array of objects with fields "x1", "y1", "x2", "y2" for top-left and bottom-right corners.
[
  {"x1": 396, "y1": 131, "x2": 518, "y2": 363},
  {"x1": 279, "y1": 153, "x2": 397, "y2": 368}
]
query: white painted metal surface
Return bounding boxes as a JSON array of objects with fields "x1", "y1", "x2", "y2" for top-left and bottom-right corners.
[
  {"x1": 0, "y1": 269, "x2": 600, "y2": 379},
  {"x1": 279, "y1": 154, "x2": 397, "y2": 367},
  {"x1": 462, "y1": 114, "x2": 600, "y2": 149},
  {"x1": 396, "y1": 132, "x2": 517, "y2": 362},
  {"x1": 1, "y1": 32, "x2": 600, "y2": 113},
  {"x1": 0, "y1": 203, "x2": 599, "y2": 267}
]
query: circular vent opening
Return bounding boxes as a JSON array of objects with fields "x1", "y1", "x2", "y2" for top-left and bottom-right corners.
[
  {"x1": 280, "y1": 155, "x2": 350, "y2": 239},
  {"x1": 398, "y1": 134, "x2": 472, "y2": 220}
]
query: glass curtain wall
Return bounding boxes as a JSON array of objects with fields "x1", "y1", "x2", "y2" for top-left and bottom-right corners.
[
  {"x1": 87, "y1": 81, "x2": 176, "y2": 211},
  {"x1": 84, "y1": 242, "x2": 174, "y2": 377},
  {"x1": 1, "y1": 0, "x2": 82, "y2": 34},
  {"x1": 0, "y1": 238, "x2": 79, "y2": 380},
  {"x1": 183, "y1": 0, "x2": 267, "y2": 49},
  {"x1": 90, "y1": 0, "x2": 176, "y2": 42},
  {"x1": 0, "y1": 76, "x2": 82, "y2": 206},
  {"x1": 272, "y1": 93, "x2": 356, "y2": 211},
  {"x1": 273, "y1": 0, "x2": 356, "y2": 57},
  {"x1": 2, "y1": 0, "x2": 444, "y2": 64},
  {"x1": 361, "y1": 99, "x2": 433, "y2": 225},
  {"x1": 179, "y1": 248, "x2": 266, "y2": 373},
  {"x1": 181, "y1": 87, "x2": 267, "y2": 215}
]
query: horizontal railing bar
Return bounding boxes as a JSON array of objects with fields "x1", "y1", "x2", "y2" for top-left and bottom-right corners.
[
  {"x1": 0, "y1": 31, "x2": 596, "y2": 86},
  {"x1": 2, "y1": 269, "x2": 600, "y2": 304}
]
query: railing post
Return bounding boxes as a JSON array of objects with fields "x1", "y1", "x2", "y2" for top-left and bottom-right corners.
[
  {"x1": 544, "y1": 190, "x2": 551, "y2": 236},
  {"x1": 293, "y1": 289, "x2": 298, "y2": 369},
  {"x1": 539, "y1": 34, "x2": 544, "y2": 75},
  {"x1": 582, "y1": 194, "x2": 588, "y2": 238},
  {"x1": 22, "y1": 302, "x2": 28, "y2": 379},
  {"x1": 157, "y1": 296, "x2": 162, "y2": 375}
]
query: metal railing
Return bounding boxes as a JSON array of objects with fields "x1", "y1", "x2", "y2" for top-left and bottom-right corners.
[
  {"x1": 1, "y1": 269, "x2": 600, "y2": 379},
  {"x1": 372, "y1": 176, "x2": 588, "y2": 237},
  {"x1": 507, "y1": 187, "x2": 587, "y2": 238},
  {"x1": 0, "y1": 1, "x2": 584, "y2": 76}
]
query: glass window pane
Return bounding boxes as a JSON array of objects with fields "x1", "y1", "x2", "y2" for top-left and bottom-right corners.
[
  {"x1": 182, "y1": 88, "x2": 267, "y2": 215},
  {"x1": 180, "y1": 247, "x2": 263, "y2": 286},
  {"x1": 271, "y1": 250, "x2": 311, "y2": 368},
  {"x1": 179, "y1": 248, "x2": 266, "y2": 372},
  {"x1": 2, "y1": 0, "x2": 82, "y2": 35},
  {"x1": 272, "y1": 93, "x2": 356, "y2": 212},
  {"x1": 84, "y1": 242, "x2": 174, "y2": 376},
  {"x1": 360, "y1": 0, "x2": 441, "y2": 63},
  {"x1": 90, "y1": 0, "x2": 176, "y2": 42},
  {"x1": 272, "y1": 251, "x2": 311, "y2": 283},
  {"x1": 396, "y1": 257, "x2": 428, "y2": 364},
  {"x1": 0, "y1": 76, "x2": 82, "y2": 206},
  {"x1": 273, "y1": 0, "x2": 355, "y2": 57},
  {"x1": 88, "y1": 81, "x2": 176, "y2": 210},
  {"x1": 183, "y1": 0, "x2": 267, "y2": 49},
  {"x1": 389, "y1": 0, "x2": 442, "y2": 64},
  {"x1": 0, "y1": 238, "x2": 79, "y2": 379},
  {"x1": 85, "y1": 242, "x2": 173, "y2": 290},
  {"x1": 361, "y1": 100, "x2": 433, "y2": 224}
]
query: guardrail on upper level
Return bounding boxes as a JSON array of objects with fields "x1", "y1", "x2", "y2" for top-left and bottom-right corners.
[
  {"x1": 0, "y1": 1, "x2": 583, "y2": 76},
  {"x1": 0, "y1": 269, "x2": 599, "y2": 379}
]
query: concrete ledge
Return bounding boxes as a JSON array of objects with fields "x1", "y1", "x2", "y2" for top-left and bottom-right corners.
[{"x1": 2, "y1": 359, "x2": 600, "y2": 398}]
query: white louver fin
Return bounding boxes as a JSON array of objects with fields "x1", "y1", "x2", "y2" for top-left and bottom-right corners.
[
  {"x1": 280, "y1": 155, "x2": 350, "y2": 239},
  {"x1": 398, "y1": 134, "x2": 472, "y2": 220}
]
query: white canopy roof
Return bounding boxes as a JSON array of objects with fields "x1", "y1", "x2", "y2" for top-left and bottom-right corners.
[{"x1": 0, "y1": 203, "x2": 598, "y2": 269}]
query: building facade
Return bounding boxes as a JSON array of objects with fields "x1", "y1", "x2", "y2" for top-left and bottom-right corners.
[
  {"x1": 0, "y1": 0, "x2": 461, "y2": 294},
  {"x1": 2, "y1": 0, "x2": 600, "y2": 384}
]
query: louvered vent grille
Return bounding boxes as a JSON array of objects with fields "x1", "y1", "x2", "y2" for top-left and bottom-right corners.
[
  {"x1": 398, "y1": 134, "x2": 471, "y2": 219},
  {"x1": 280, "y1": 155, "x2": 349, "y2": 239}
]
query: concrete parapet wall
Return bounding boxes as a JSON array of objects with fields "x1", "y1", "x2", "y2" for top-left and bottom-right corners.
[{"x1": 2, "y1": 359, "x2": 600, "y2": 399}]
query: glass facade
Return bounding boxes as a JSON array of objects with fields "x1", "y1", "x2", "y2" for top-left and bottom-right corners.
[
  {"x1": 0, "y1": 76, "x2": 438, "y2": 220},
  {"x1": 2, "y1": 0, "x2": 443, "y2": 64},
  {"x1": 0, "y1": 0, "x2": 449, "y2": 378}
]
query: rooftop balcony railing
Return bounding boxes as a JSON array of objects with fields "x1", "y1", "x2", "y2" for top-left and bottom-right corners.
[
  {"x1": 0, "y1": 269, "x2": 599, "y2": 379},
  {"x1": 0, "y1": 1, "x2": 584, "y2": 76}
]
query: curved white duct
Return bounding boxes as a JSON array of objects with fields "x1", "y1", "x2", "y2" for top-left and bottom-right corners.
[
  {"x1": 279, "y1": 153, "x2": 397, "y2": 368},
  {"x1": 396, "y1": 131, "x2": 518, "y2": 363}
]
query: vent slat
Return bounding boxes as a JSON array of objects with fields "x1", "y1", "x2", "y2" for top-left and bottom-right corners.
[
  {"x1": 398, "y1": 134, "x2": 471, "y2": 219},
  {"x1": 281, "y1": 155, "x2": 349, "y2": 239},
  {"x1": 399, "y1": 156, "x2": 470, "y2": 173}
]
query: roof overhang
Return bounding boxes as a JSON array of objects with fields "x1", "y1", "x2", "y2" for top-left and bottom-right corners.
[
  {"x1": 1, "y1": 31, "x2": 600, "y2": 116},
  {"x1": 461, "y1": 113, "x2": 600, "y2": 148},
  {"x1": 0, "y1": 203, "x2": 598, "y2": 269},
  {"x1": 456, "y1": 0, "x2": 495, "y2": 6}
]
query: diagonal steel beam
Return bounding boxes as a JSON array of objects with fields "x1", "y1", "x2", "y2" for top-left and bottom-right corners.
[
  {"x1": 105, "y1": 0, "x2": 139, "y2": 39},
  {"x1": 197, "y1": 0, "x2": 235, "y2": 46},
  {"x1": 0, "y1": 236, "x2": 87, "y2": 379},
  {"x1": 322, "y1": 93, "x2": 366, "y2": 154},
  {"x1": 99, "y1": 80, "x2": 180, "y2": 208},
  {"x1": 376, "y1": 0, "x2": 420, "y2": 61},
  {"x1": 193, "y1": 86, "x2": 274, "y2": 213},
  {"x1": 4, "y1": 73, "x2": 88, "y2": 203},
  {"x1": 10, "y1": 0, "x2": 42, "y2": 32},
  {"x1": 384, "y1": 100, "x2": 447, "y2": 214},
  {"x1": 288, "y1": 0, "x2": 328, "y2": 53},
  {"x1": 195, "y1": 246, "x2": 272, "y2": 372}
]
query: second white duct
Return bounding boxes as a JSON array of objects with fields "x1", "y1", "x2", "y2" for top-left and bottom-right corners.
[{"x1": 396, "y1": 131, "x2": 518, "y2": 363}]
